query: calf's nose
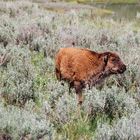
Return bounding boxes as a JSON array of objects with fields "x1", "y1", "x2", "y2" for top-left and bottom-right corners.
[
  {"x1": 121, "y1": 64, "x2": 126, "y2": 72},
  {"x1": 123, "y1": 64, "x2": 126, "y2": 71}
]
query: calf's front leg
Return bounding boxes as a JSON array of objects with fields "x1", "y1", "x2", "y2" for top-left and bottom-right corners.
[{"x1": 74, "y1": 81, "x2": 83, "y2": 105}]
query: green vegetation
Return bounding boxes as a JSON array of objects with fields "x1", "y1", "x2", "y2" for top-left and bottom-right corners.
[
  {"x1": 0, "y1": 0, "x2": 140, "y2": 139},
  {"x1": 64, "y1": 0, "x2": 139, "y2": 4},
  {"x1": 87, "y1": 0, "x2": 138, "y2": 4}
]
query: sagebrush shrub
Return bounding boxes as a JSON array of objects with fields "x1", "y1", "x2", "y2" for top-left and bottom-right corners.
[
  {"x1": 0, "y1": 46, "x2": 38, "y2": 106},
  {"x1": 0, "y1": 102, "x2": 54, "y2": 140}
]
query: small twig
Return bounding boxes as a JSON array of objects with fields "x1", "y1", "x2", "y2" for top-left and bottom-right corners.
[{"x1": 0, "y1": 53, "x2": 10, "y2": 67}]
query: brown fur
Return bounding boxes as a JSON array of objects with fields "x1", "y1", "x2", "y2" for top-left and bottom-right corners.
[{"x1": 55, "y1": 47, "x2": 126, "y2": 104}]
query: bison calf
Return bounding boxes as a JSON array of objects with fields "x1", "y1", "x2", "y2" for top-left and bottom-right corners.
[{"x1": 55, "y1": 47, "x2": 126, "y2": 105}]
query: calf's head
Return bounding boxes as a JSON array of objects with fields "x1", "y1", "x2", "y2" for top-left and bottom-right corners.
[{"x1": 102, "y1": 52, "x2": 126, "y2": 74}]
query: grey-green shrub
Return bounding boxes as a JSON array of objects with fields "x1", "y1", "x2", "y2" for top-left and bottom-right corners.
[
  {"x1": 0, "y1": 46, "x2": 38, "y2": 106},
  {"x1": 95, "y1": 110, "x2": 140, "y2": 140},
  {"x1": 0, "y1": 102, "x2": 54, "y2": 140}
]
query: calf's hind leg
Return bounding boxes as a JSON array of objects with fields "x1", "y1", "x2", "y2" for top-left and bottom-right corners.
[
  {"x1": 55, "y1": 68, "x2": 65, "y2": 86},
  {"x1": 55, "y1": 68, "x2": 61, "y2": 81}
]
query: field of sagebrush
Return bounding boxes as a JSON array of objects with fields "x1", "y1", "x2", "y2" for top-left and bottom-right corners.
[{"x1": 0, "y1": 1, "x2": 140, "y2": 140}]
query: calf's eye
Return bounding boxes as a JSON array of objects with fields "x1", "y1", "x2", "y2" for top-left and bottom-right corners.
[
  {"x1": 112, "y1": 59, "x2": 116, "y2": 62},
  {"x1": 112, "y1": 58, "x2": 119, "y2": 63}
]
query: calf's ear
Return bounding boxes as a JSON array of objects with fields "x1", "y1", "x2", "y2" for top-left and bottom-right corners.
[{"x1": 102, "y1": 52, "x2": 111, "y2": 65}]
